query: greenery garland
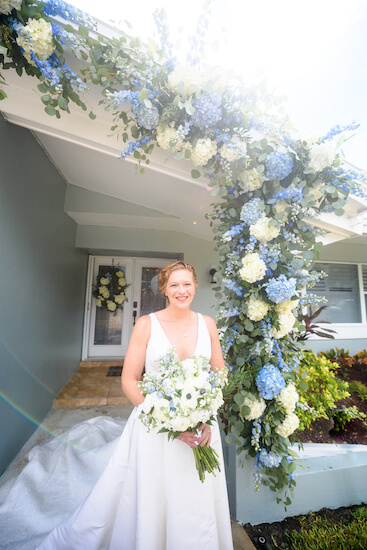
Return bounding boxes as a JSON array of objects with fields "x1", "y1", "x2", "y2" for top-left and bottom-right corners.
[
  {"x1": 92, "y1": 267, "x2": 127, "y2": 313},
  {"x1": 1, "y1": 1, "x2": 366, "y2": 504}
]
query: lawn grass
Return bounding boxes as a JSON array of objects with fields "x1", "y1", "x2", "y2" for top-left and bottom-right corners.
[{"x1": 287, "y1": 506, "x2": 367, "y2": 549}]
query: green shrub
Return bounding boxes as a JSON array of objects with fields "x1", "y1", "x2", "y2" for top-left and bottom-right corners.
[
  {"x1": 349, "y1": 380, "x2": 367, "y2": 402},
  {"x1": 294, "y1": 352, "x2": 350, "y2": 430},
  {"x1": 329, "y1": 405, "x2": 366, "y2": 433}
]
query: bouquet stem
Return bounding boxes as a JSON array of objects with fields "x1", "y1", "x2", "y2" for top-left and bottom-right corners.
[{"x1": 193, "y1": 445, "x2": 221, "y2": 482}]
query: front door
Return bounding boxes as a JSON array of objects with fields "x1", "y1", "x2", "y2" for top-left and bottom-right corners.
[{"x1": 83, "y1": 256, "x2": 175, "y2": 359}]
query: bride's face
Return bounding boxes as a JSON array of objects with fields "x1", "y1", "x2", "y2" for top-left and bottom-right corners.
[{"x1": 165, "y1": 269, "x2": 196, "y2": 309}]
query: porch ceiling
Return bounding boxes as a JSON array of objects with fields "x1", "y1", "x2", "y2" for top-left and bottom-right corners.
[{"x1": 2, "y1": 61, "x2": 367, "y2": 247}]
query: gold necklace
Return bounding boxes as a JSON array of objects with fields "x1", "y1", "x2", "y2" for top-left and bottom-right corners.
[{"x1": 169, "y1": 312, "x2": 192, "y2": 338}]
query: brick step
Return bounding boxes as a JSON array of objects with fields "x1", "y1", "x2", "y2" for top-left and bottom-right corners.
[
  {"x1": 80, "y1": 360, "x2": 123, "y2": 368},
  {"x1": 54, "y1": 395, "x2": 131, "y2": 408}
]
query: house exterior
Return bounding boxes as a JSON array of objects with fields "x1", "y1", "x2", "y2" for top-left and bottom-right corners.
[{"x1": 1, "y1": 27, "x2": 367, "y2": 476}]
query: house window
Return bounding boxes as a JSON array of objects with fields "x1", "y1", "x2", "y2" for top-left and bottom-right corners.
[{"x1": 309, "y1": 262, "x2": 363, "y2": 324}]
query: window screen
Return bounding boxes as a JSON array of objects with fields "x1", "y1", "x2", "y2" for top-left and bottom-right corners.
[{"x1": 309, "y1": 263, "x2": 361, "y2": 323}]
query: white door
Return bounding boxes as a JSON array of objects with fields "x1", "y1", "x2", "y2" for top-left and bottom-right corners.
[{"x1": 83, "y1": 256, "x2": 175, "y2": 359}]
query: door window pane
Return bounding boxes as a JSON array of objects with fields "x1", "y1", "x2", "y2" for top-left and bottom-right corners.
[
  {"x1": 309, "y1": 263, "x2": 361, "y2": 323},
  {"x1": 94, "y1": 265, "x2": 124, "y2": 345},
  {"x1": 140, "y1": 267, "x2": 166, "y2": 316}
]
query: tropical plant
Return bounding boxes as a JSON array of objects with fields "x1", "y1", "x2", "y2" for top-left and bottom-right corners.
[{"x1": 294, "y1": 306, "x2": 337, "y2": 341}]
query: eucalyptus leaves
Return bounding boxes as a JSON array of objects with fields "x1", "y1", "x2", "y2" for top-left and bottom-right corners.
[{"x1": 1, "y1": 0, "x2": 365, "y2": 505}]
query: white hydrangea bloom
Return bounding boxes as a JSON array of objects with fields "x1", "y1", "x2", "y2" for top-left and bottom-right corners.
[
  {"x1": 247, "y1": 295, "x2": 269, "y2": 322},
  {"x1": 272, "y1": 311, "x2": 296, "y2": 339},
  {"x1": 274, "y1": 300, "x2": 299, "y2": 315},
  {"x1": 17, "y1": 18, "x2": 54, "y2": 65},
  {"x1": 239, "y1": 170, "x2": 264, "y2": 191},
  {"x1": 275, "y1": 412, "x2": 300, "y2": 437},
  {"x1": 308, "y1": 142, "x2": 335, "y2": 172},
  {"x1": 114, "y1": 293, "x2": 125, "y2": 305},
  {"x1": 220, "y1": 138, "x2": 247, "y2": 162},
  {"x1": 277, "y1": 383, "x2": 299, "y2": 414},
  {"x1": 156, "y1": 125, "x2": 183, "y2": 152},
  {"x1": 0, "y1": 0, "x2": 22, "y2": 15},
  {"x1": 100, "y1": 277, "x2": 110, "y2": 285},
  {"x1": 250, "y1": 217, "x2": 280, "y2": 242},
  {"x1": 167, "y1": 64, "x2": 203, "y2": 95},
  {"x1": 190, "y1": 138, "x2": 217, "y2": 166},
  {"x1": 107, "y1": 300, "x2": 117, "y2": 311},
  {"x1": 239, "y1": 253, "x2": 267, "y2": 284},
  {"x1": 243, "y1": 395, "x2": 266, "y2": 420},
  {"x1": 95, "y1": 298, "x2": 102, "y2": 307}
]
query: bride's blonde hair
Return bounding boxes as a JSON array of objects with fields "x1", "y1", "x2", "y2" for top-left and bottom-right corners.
[{"x1": 158, "y1": 261, "x2": 198, "y2": 297}]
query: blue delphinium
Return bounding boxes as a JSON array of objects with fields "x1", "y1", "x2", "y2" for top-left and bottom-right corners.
[
  {"x1": 240, "y1": 198, "x2": 265, "y2": 226},
  {"x1": 192, "y1": 93, "x2": 222, "y2": 129},
  {"x1": 222, "y1": 222, "x2": 246, "y2": 242},
  {"x1": 264, "y1": 274, "x2": 297, "y2": 304},
  {"x1": 255, "y1": 364, "x2": 286, "y2": 400},
  {"x1": 132, "y1": 103, "x2": 160, "y2": 130},
  {"x1": 269, "y1": 187, "x2": 303, "y2": 204},
  {"x1": 266, "y1": 150, "x2": 294, "y2": 181},
  {"x1": 43, "y1": 0, "x2": 96, "y2": 29}
]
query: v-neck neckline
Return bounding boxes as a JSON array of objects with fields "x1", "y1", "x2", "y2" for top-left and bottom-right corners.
[{"x1": 152, "y1": 312, "x2": 200, "y2": 361}]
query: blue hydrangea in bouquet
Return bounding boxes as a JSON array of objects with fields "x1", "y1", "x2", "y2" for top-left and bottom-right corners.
[{"x1": 137, "y1": 348, "x2": 228, "y2": 482}]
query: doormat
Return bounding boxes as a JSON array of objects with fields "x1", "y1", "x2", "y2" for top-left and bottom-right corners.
[{"x1": 107, "y1": 366, "x2": 123, "y2": 377}]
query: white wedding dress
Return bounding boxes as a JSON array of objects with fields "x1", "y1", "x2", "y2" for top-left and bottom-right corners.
[{"x1": 1, "y1": 313, "x2": 233, "y2": 550}]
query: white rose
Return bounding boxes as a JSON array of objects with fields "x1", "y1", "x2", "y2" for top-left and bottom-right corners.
[
  {"x1": 118, "y1": 277, "x2": 126, "y2": 286},
  {"x1": 114, "y1": 294, "x2": 125, "y2": 305},
  {"x1": 95, "y1": 298, "x2": 102, "y2": 307},
  {"x1": 116, "y1": 270, "x2": 124, "y2": 277},
  {"x1": 152, "y1": 398, "x2": 171, "y2": 422},
  {"x1": 172, "y1": 416, "x2": 192, "y2": 432},
  {"x1": 100, "y1": 277, "x2": 110, "y2": 285}
]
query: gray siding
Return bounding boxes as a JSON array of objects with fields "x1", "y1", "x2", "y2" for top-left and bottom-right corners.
[{"x1": 0, "y1": 117, "x2": 88, "y2": 475}]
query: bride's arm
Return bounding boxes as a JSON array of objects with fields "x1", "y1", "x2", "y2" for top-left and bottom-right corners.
[{"x1": 121, "y1": 315, "x2": 150, "y2": 407}]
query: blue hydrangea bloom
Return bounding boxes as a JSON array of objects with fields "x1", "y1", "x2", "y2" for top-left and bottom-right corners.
[
  {"x1": 255, "y1": 364, "x2": 286, "y2": 400},
  {"x1": 258, "y1": 448, "x2": 283, "y2": 468},
  {"x1": 192, "y1": 93, "x2": 222, "y2": 129},
  {"x1": 264, "y1": 275, "x2": 297, "y2": 304},
  {"x1": 132, "y1": 103, "x2": 160, "y2": 130},
  {"x1": 240, "y1": 198, "x2": 265, "y2": 226},
  {"x1": 269, "y1": 187, "x2": 303, "y2": 203},
  {"x1": 266, "y1": 151, "x2": 294, "y2": 181}
]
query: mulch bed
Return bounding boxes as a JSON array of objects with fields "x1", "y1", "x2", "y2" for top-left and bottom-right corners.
[
  {"x1": 296, "y1": 363, "x2": 367, "y2": 445},
  {"x1": 243, "y1": 363, "x2": 367, "y2": 548}
]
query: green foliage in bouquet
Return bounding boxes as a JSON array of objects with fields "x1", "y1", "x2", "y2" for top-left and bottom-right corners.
[{"x1": 293, "y1": 352, "x2": 350, "y2": 430}]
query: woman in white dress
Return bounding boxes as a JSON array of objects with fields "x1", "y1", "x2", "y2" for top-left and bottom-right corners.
[{"x1": 38, "y1": 261, "x2": 233, "y2": 550}]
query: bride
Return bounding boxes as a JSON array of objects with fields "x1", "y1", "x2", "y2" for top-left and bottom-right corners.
[{"x1": 37, "y1": 260, "x2": 233, "y2": 549}]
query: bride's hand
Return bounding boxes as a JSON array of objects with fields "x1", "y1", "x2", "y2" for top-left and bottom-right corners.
[
  {"x1": 197, "y1": 423, "x2": 212, "y2": 448},
  {"x1": 177, "y1": 431, "x2": 199, "y2": 448}
]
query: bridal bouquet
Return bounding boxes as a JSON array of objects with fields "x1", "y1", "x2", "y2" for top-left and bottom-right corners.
[{"x1": 137, "y1": 348, "x2": 227, "y2": 482}]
